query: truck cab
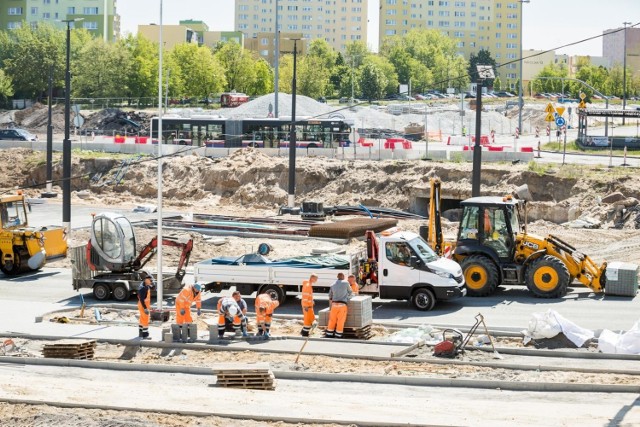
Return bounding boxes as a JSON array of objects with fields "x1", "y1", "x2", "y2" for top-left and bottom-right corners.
[{"x1": 361, "y1": 231, "x2": 465, "y2": 311}]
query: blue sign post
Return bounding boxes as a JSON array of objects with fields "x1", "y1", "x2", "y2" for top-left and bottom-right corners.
[{"x1": 555, "y1": 117, "x2": 566, "y2": 127}]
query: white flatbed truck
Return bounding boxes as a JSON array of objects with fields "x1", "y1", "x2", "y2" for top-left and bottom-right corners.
[{"x1": 194, "y1": 230, "x2": 466, "y2": 311}]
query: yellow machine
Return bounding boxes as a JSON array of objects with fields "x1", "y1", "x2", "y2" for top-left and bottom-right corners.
[
  {"x1": 0, "y1": 193, "x2": 67, "y2": 275},
  {"x1": 427, "y1": 177, "x2": 606, "y2": 298}
]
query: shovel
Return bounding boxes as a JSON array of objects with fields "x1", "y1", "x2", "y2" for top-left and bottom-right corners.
[
  {"x1": 478, "y1": 314, "x2": 503, "y2": 360},
  {"x1": 295, "y1": 322, "x2": 317, "y2": 364}
]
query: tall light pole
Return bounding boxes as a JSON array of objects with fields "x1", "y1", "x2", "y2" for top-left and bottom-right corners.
[
  {"x1": 156, "y1": 0, "x2": 164, "y2": 309},
  {"x1": 43, "y1": 65, "x2": 55, "y2": 198},
  {"x1": 274, "y1": 0, "x2": 279, "y2": 117},
  {"x1": 61, "y1": 18, "x2": 83, "y2": 233},
  {"x1": 472, "y1": 65, "x2": 495, "y2": 197},
  {"x1": 285, "y1": 37, "x2": 302, "y2": 208},
  {"x1": 622, "y1": 22, "x2": 631, "y2": 125},
  {"x1": 518, "y1": 0, "x2": 529, "y2": 137},
  {"x1": 103, "y1": 0, "x2": 108, "y2": 42}
]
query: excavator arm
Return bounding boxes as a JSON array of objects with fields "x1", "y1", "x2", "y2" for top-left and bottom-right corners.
[
  {"x1": 428, "y1": 177, "x2": 444, "y2": 256},
  {"x1": 545, "y1": 235, "x2": 607, "y2": 293},
  {"x1": 133, "y1": 236, "x2": 194, "y2": 281}
]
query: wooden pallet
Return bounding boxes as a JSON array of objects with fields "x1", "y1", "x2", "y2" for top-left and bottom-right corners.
[
  {"x1": 212, "y1": 363, "x2": 275, "y2": 390},
  {"x1": 42, "y1": 340, "x2": 96, "y2": 360},
  {"x1": 322, "y1": 325, "x2": 374, "y2": 340}
]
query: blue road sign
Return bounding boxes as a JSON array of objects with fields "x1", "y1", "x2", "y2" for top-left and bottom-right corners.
[{"x1": 555, "y1": 117, "x2": 566, "y2": 127}]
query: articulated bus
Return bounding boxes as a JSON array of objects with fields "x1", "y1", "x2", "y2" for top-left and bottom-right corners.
[{"x1": 150, "y1": 116, "x2": 354, "y2": 148}]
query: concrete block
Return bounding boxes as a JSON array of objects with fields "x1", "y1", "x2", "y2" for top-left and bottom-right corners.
[
  {"x1": 318, "y1": 296, "x2": 372, "y2": 328},
  {"x1": 163, "y1": 332, "x2": 173, "y2": 343},
  {"x1": 186, "y1": 323, "x2": 198, "y2": 343}
]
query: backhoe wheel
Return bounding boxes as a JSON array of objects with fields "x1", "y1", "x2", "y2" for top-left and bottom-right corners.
[
  {"x1": 93, "y1": 283, "x2": 111, "y2": 301},
  {"x1": 525, "y1": 255, "x2": 570, "y2": 298},
  {"x1": 0, "y1": 250, "x2": 25, "y2": 276},
  {"x1": 461, "y1": 255, "x2": 500, "y2": 297},
  {"x1": 112, "y1": 284, "x2": 131, "y2": 302},
  {"x1": 411, "y1": 288, "x2": 436, "y2": 311}
]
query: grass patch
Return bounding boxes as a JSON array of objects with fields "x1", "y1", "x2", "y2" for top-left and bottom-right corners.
[
  {"x1": 527, "y1": 160, "x2": 552, "y2": 175},
  {"x1": 71, "y1": 149, "x2": 145, "y2": 160}
]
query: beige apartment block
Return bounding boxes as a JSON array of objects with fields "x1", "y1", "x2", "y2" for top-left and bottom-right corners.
[
  {"x1": 603, "y1": 26, "x2": 640, "y2": 73},
  {"x1": 245, "y1": 32, "x2": 306, "y2": 66},
  {"x1": 138, "y1": 24, "x2": 199, "y2": 50},
  {"x1": 235, "y1": 0, "x2": 368, "y2": 53},
  {"x1": 379, "y1": 0, "x2": 524, "y2": 89}
]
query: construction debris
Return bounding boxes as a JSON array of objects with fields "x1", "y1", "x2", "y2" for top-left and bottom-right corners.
[
  {"x1": 42, "y1": 340, "x2": 96, "y2": 360},
  {"x1": 521, "y1": 310, "x2": 594, "y2": 348},
  {"x1": 309, "y1": 217, "x2": 398, "y2": 239},
  {"x1": 213, "y1": 363, "x2": 276, "y2": 390}
]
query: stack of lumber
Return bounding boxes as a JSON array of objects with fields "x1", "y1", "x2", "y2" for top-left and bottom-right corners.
[
  {"x1": 309, "y1": 218, "x2": 397, "y2": 239},
  {"x1": 212, "y1": 363, "x2": 275, "y2": 390},
  {"x1": 339, "y1": 325, "x2": 375, "y2": 340},
  {"x1": 42, "y1": 340, "x2": 96, "y2": 360}
]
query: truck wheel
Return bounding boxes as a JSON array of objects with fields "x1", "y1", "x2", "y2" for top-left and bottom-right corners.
[
  {"x1": 461, "y1": 255, "x2": 499, "y2": 297},
  {"x1": 93, "y1": 283, "x2": 111, "y2": 301},
  {"x1": 112, "y1": 284, "x2": 131, "y2": 301},
  {"x1": 0, "y1": 249, "x2": 29, "y2": 275},
  {"x1": 260, "y1": 284, "x2": 286, "y2": 305},
  {"x1": 526, "y1": 255, "x2": 570, "y2": 298},
  {"x1": 411, "y1": 288, "x2": 436, "y2": 311}
]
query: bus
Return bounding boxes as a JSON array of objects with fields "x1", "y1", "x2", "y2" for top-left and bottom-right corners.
[{"x1": 150, "y1": 116, "x2": 353, "y2": 148}]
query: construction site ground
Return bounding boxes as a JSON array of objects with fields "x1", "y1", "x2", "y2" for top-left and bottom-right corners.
[{"x1": 2, "y1": 146, "x2": 640, "y2": 425}]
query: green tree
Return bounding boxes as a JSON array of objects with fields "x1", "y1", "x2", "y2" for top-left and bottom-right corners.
[
  {"x1": 72, "y1": 37, "x2": 131, "y2": 98},
  {"x1": 344, "y1": 41, "x2": 369, "y2": 68},
  {"x1": 214, "y1": 41, "x2": 256, "y2": 93},
  {"x1": 298, "y1": 54, "x2": 331, "y2": 98},
  {"x1": 532, "y1": 63, "x2": 569, "y2": 94},
  {"x1": 250, "y1": 58, "x2": 274, "y2": 95},
  {"x1": 363, "y1": 55, "x2": 398, "y2": 97},
  {"x1": 278, "y1": 54, "x2": 294, "y2": 94},
  {"x1": 493, "y1": 76, "x2": 502, "y2": 91},
  {"x1": 307, "y1": 38, "x2": 337, "y2": 70},
  {"x1": 123, "y1": 34, "x2": 159, "y2": 102},
  {"x1": 360, "y1": 62, "x2": 388, "y2": 101},
  {"x1": 170, "y1": 43, "x2": 226, "y2": 99},
  {"x1": 0, "y1": 69, "x2": 14, "y2": 105}
]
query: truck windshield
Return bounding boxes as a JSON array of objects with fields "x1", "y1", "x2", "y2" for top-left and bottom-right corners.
[{"x1": 409, "y1": 237, "x2": 438, "y2": 263}]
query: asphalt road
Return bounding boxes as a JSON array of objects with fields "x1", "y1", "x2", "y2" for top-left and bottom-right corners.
[{"x1": 2, "y1": 267, "x2": 637, "y2": 333}]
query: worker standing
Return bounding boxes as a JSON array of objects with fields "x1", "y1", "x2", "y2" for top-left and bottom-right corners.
[
  {"x1": 255, "y1": 292, "x2": 280, "y2": 338},
  {"x1": 137, "y1": 276, "x2": 154, "y2": 340},
  {"x1": 175, "y1": 283, "x2": 202, "y2": 326},
  {"x1": 347, "y1": 274, "x2": 359, "y2": 295},
  {"x1": 326, "y1": 273, "x2": 353, "y2": 339},
  {"x1": 217, "y1": 294, "x2": 248, "y2": 338},
  {"x1": 301, "y1": 274, "x2": 318, "y2": 337}
]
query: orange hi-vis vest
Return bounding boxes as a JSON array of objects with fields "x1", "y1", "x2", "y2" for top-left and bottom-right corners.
[{"x1": 301, "y1": 280, "x2": 314, "y2": 308}]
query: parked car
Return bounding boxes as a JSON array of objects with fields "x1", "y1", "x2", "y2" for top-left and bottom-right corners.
[{"x1": 0, "y1": 128, "x2": 37, "y2": 141}]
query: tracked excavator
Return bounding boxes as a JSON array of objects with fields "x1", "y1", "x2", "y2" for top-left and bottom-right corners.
[
  {"x1": 427, "y1": 177, "x2": 607, "y2": 298},
  {"x1": 71, "y1": 212, "x2": 193, "y2": 301}
]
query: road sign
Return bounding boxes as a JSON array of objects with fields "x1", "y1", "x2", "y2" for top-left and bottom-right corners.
[
  {"x1": 73, "y1": 115, "x2": 84, "y2": 127},
  {"x1": 544, "y1": 103, "x2": 555, "y2": 113},
  {"x1": 556, "y1": 106, "x2": 566, "y2": 116},
  {"x1": 545, "y1": 113, "x2": 555, "y2": 122},
  {"x1": 580, "y1": 92, "x2": 586, "y2": 100},
  {"x1": 555, "y1": 117, "x2": 566, "y2": 127},
  {"x1": 578, "y1": 101, "x2": 587, "y2": 109}
]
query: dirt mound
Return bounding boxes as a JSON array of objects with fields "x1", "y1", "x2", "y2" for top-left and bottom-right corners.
[
  {"x1": 82, "y1": 109, "x2": 152, "y2": 135},
  {"x1": 12, "y1": 103, "x2": 68, "y2": 134}
]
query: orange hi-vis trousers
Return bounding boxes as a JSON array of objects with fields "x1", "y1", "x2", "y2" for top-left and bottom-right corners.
[{"x1": 326, "y1": 302, "x2": 348, "y2": 338}]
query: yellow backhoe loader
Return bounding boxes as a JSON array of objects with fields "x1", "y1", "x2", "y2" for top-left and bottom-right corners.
[
  {"x1": 427, "y1": 177, "x2": 606, "y2": 298},
  {"x1": 0, "y1": 193, "x2": 67, "y2": 275}
]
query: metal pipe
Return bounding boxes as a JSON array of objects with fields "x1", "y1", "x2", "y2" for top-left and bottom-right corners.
[
  {"x1": 472, "y1": 78, "x2": 483, "y2": 197},
  {"x1": 274, "y1": 0, "x2": 279, "y2": 118},
  {"x1": 46, "y1": 65, "x2": 53, "y2": 194},
  {"x1": 623, "y1": 22, "x2": 631, "y2": 125},
  {"x1": 287, "y1": 38, "x2": 301, "y2": 208}
]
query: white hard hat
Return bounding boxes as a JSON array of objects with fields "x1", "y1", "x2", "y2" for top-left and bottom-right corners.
[{"x1": 228, "y1": 306, "x2": 239, "y2": 317}]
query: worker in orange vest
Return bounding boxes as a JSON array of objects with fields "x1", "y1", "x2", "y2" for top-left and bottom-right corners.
[
  {"x1": 301, "y1": 274, "x2": 318, "y2": 337},
  {"x1": 326, "y1": 272, "x2": 353, "y2": 338},
  {"x1": 175, "y1": 283, "x2": 202, "y2": 325},
  {"x1": 255, "y1": 292, "x2": 280, "y2": 338},
  {"x1": 347, "y1": 274, "x2": 359, "y2": 295},
  {"x1": 137, "y1": 276, "x2": 155, "y2": 339}
]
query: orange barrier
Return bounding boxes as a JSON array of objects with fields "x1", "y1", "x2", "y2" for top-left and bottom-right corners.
[
  {"x1": 135, "y1": 136, "x2": 148, "y2": 144},
  {"x1": 488, "y1": 146, "x2": 504, "y2": 151},
  {"x1": 114, "y1": 135, "x2": 125, "y2": 143},
  {"x1": 520, "y1": 147, "x2": 534, "y2": 152}
]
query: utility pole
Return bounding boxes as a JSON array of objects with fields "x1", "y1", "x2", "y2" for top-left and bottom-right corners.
[
  {"x1": 286, "y1": 38, "x2": 302, "y2": 208},
  {"x1": 156, "y1": 0, "x2": 164, "y2": 309},
  {"x1": 622, "y1": 22, "x2": 631, "y2": 125},
  {"x1": 43, "y1": 65, "x2": 55, "y2": 198},
  {"x1": 518, "y1": 0, "x2": 529, "y2": 137},
  {"x1": 472, "y1": 66, "x2": 495, "y2": 197},
  {"x1": 274, "y1": 0, "x2": 279, "y2": 118}
]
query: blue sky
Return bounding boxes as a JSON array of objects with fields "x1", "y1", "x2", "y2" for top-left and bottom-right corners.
[{"x1": 119, "y1": 0, "x2": 640, "y2": 56}]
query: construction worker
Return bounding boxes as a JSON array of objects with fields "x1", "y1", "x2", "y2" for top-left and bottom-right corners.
[
  {"x1": 137, "y1": 276, "x2": 155, "y2": 339},
  {"x1": 301, "y1": 274, "x2": 318, "y2": 337},
  {"x1": 326, "y1": 272, "x2": 353, "y2": 339},
  {"x1": 175, "y1": 282, "x2": 202, "y2": 325},
  {"x1": 217, "y1": 294, "x2": 248, "y2": 338},
  {"x1": 347, "y1": 274, "x2": 359, "y2": 295},
  {"x1": 255, "y1": 292, "x2": 280, "y2": 338}
]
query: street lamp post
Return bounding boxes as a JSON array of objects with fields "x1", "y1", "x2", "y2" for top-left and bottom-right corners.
[
  {"x1": 286, "y1": 38, "x2": 302, "y2": 208},
  {"x1": 43, "y1": 65, "x2": 55, "y2": 198},
  {"x1": 274, "y1": 0, "x2": 279, "y2": 118},
  {"x1": 472, "y1": 65, "x2": 495, "y2": 197},
  {"x1": 623, "y1": 22, "x2": 631, "y2": 125},
  {"x1": 518, "y1": 0, "x2": 529, "y2": 138},
  {"x1": 61, "y1": 18, "x2": 83, "y2": 233},
  {"x1": 156, "y1": 0, "x2": 165, "y2": 309}
]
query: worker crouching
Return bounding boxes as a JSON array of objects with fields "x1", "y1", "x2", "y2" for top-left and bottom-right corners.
[
  {"x1": 326, "y1": 273, "x2": 353, "y2": 338},
  {"x1": 255, "y1": 292, "x2": 280, "y2": 338},
  {"x1": 137, "y1": 276, "x2": 155, "y2": 339},
  {"x1": 217, "y1": 294, "x2": 248, "y2": 338},
  {"x1": 175, "y1": 283, "x2": 202, "y2": 341},
  {"x1": 301, "y1": 274, "x2": 318, "y2": 337}
]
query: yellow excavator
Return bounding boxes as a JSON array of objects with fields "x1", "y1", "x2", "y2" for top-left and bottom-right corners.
[
  {"x1": 0, "y1": 193, "x2": 68, "y2": 275},
  {"x1": 427, "y1": 177, "x2": 607, "y2": 298}
]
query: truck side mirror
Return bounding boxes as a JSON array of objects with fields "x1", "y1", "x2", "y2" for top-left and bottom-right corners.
[{"x1": 410, "y1": 256, "x2": 420, "y2": 268}]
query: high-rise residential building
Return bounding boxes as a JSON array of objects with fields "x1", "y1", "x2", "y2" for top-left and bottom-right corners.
[
  {"x1": 379, "y1": 0, "x2": 524, "y2": 89},
  {"x1": 0, "y1": 0, "x2": 120, "y2": 41},
  {"x1": 603, "y1": 26, "x2": 640, "y2": 73},
  {"x1": 234, "y1": 0, "x2": 368, "y2": 53}
]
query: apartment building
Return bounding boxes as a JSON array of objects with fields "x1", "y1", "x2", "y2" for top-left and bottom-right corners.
[
  {"x1": 234, "y1": 0, "x2": 368, "y2": 53},
  {"x1": 603, "y1": 26, "x2": 640, "y2": 73},
  {"x1": 245, "y1": 31, "x2": 306, "y2": 65},
  {"x1": 0, "y1": 0, "x2": 120, "y2": 41},
  {"x1": 379, "y1": 0, "x2": 523, "y2": 88},
  {"x1": 138, "y1": 24, "x2": 199, "y2": 50}
]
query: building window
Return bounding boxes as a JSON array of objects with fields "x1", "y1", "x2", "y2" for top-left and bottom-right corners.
[
  {"x1": 507, "y1": 23, "x2": 517, "y2": 29},
  {"x1": 31, "y1": 7, "x2": 38, "y2": 15},
  {"x1": 43, "y1": 0, "x2": 50, "y2": 4},
  {"x1": 83, "y1": 7, "x2": 99, "y2": 15},
  {"x1": 7, "y1": 22, "x2": 21, "y2": 29},
  {"x1": 387, "y1": 9, "x2": 397, "y2": 14},
  {"x1": 439, "y1": 10, "x2": 450, "y2": 16},
  {"x1": 386, "y1": 19, "x2": 396, "y2": 25},
  {"x1": 507, "y1": 33, "x2": 517, "y2": 39},
  {"x1": 83, "y1": 22, "x2": 98, "y2": 30},
  {"x1": 260, "y1": 37, "x2": 268, "y2": 45},
  {"x1": 67, "y1": 6, "x2": 75, "y2": 14},
  {"x1": 385, "y1": 29, "x2": 396, "y2": 35},
  {"x1": 506, "y1": 43, "x2": 517, "y2": 49},
  {"x1": 507, "y1": 2, "x2": 517, "y2": 8},
  {"x1": 387, "y1": 0, "x2": 397, "y2": 4},
  {"x1": 42, "y1": 12, "x2": 50, "y2": 19},
  {"x1": 8, "y1": 7, "x2": 23, "y2": 15}
]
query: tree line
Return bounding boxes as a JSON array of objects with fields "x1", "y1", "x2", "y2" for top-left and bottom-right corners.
[{"x1": 0, "y1": 23, "x2": 636, "y2": 108}]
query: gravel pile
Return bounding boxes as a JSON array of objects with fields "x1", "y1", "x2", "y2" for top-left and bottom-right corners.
[{"x1": 226, "y1": 92, "x2": 334, "y2": 119}]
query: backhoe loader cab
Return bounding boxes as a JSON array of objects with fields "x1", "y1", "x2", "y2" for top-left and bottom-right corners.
[{"x1": 89, "y1": 212, "x2": 137, "y2": 272}]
